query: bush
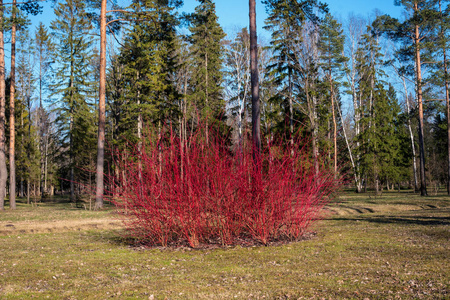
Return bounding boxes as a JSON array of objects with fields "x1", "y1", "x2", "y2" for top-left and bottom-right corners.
[{"x1": 109, "y1": 126, "x2": 341, "y2": 248}]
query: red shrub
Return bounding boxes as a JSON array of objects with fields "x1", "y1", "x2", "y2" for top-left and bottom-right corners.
[{"x1": 108, "y1": 126, "x2": 341, "y2": 248}]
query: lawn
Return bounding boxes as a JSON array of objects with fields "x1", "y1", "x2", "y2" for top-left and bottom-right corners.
[{"x1": 0, "y1": 191, "x2": 449, "y2": 299}]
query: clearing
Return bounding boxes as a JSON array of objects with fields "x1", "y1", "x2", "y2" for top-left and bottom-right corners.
[{"x1": 0, "y1": 191, "x2": 449, "y2": 299}]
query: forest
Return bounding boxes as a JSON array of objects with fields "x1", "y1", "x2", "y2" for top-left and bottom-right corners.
[{"x1": 0, "y1": 0, "x2": 448, "y2": 212}]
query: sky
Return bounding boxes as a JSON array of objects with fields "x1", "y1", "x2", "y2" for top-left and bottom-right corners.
[
  {"x1": 178, "y1": 0, "x2": 403, "y2": 37},
  {"x1": 21, "y1": 0, "x2": 406, "y2": 110},
  {"x1": 28, "y1": 0, "x2": 404, "y2": 37}
]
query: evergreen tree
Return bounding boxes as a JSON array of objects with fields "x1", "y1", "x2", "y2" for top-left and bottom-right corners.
[
  {"x1": 35, "y1": 22, "x2": 54, "y2": 196},
  {"x1": 264, "y1": 0, "x2": 304, "y2": 147},
  {"x1": 50, "y1": 0, "x2": 96, "y2": 201},
  {"x1": 354, "y1": 26, "x2": 385, "y2": 192},
  {"x1": 188, "y1": 0, "x2": 226, "y2": 142},
  {"x1": 358, "y1": 84, "x2": 405, "y2": 193},
  {"x1": 318, "y1": 13, "x2": 347, "y2": 174},
  {"x1": 373, "y1": 0, "x2": 442, "y2": 195},
  {"x1": 15, "y1": 28, "x2": 39, "y2": 202},
  {"x1": 263, "y1": 0, "x2": 327, "y2": 152},
  {"x1": 117, "y1": 0, "x2": 180, "y2": 145}
]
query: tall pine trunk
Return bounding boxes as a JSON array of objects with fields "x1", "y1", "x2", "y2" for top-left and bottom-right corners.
[
  {"x1": 9, "y1": 0, "x2": 16, "y2": 209},
  {"x1": 0, "y1": 0, "x2": 7, "y2": 210},
  {"x1": 329, "y1": 73, "x2": 337, "y2": 175},
  {"x1": 95, "y1": 0, "x2": 106, "y2": 209},
  {"x1": 414, "y1": 5, "x2": 427, "y2": 196},
  {"x1": 445, "y1": 50, "x2": 450, "y2": 195},
  {"x1": 439, "y1": 0, "x2": 450, "y2": 195}
]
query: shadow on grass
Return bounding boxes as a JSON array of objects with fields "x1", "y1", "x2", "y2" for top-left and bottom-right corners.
[{"x1": 334, "y1": 215, "x2": 450, "y2": 226}]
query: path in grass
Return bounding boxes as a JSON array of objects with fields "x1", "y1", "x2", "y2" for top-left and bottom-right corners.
[{"x1": 0, "y1": 192, "x2": 449, "y2": 299}]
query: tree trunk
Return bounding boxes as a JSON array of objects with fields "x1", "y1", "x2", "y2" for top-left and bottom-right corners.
[
  {"x1": 337, "y1": 104, "x2": 359, "y2": 189},
  {"x1": 20, "y1": 97, "x2": 24, "y2": 198},
  {"x1": 70, "y1": 113, "x2": 74, "y2": 202},
  {"x1": 414, "y1": 6, "x2": 427, "y2": 196},
  {"x1": 0, "y1": 0, "x2": 7, "y2": 210},
  {"x1": 329, "y1": 73, "x2": 337, "y2": 175},
  {"x1": 95, "y1": 0, "x2": 106, "y2": 209},
  {"x1": 205, "y1": 52, "x2": 209, "y2": 144},
  {"x1": 9, "y1": 0, "x2": 16, "y2": 209},
  {"x1": 440, "y1": 0, "x2": 450, "y2": 195},
  {"x1": 44, "y1": 137, "x2": 48, "y2": 193},
  {"x1": 288, "y1": 68, "x2": 293, "y2": 154},
  {"x1": 249, "y1": 0, "x2": 261, "y2": 166},
  {"x1": 27, "y1": 181, "x2": 30, "y2": 205},
  {"x1": 446, "y1": 53, "x2": 450, "y2": 195}
]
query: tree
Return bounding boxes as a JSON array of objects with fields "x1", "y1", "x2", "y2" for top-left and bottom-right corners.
[
  {"x1": 373, "y1": 0, "x2": 441, "y2": 196},
  {"x1": 117, "y1": 0, "x2": 180, "y2": 140},
  {"x1": 9, "y1": 0, "x2": 17, "y2": 208},
  {"x1": 264, "y1": 0, "x2": 303, "y2": 149},
  {"x1": 250, "y1": 0, "x2": 261, "y2": 165},
  {"x1": 359, "y1": 83, "x2": 405, "y2": 192},
  {"x1": 318, "y1": 13, "x2": 347, "y2": 174},
  {"x1": 435, "y1": 0, "x2": 450, "y2": 194},
  {"x1": 188, "y1": 0, "x2": 226, "y2": 142},
  {"x1": 0, "y1": 0, "x2": 7, "y2": 210},
  {"x1": 50, "y1": 0, "x2": 96, "y2": 202},
  {"x1": 224, "y1": 28, "x2": 251, "y2": 150},
  {"x1": 95, "y1": 0, "x2": 106, "y2": 209},
  {"x1": 342, "y1": 14, "x2": 367, "y2": 192},
  {"x1": 263, "y1": 0, "x2": 328, "y2": 152},
  {"x1": 353, "y1": 25, "x2": 385, "y2": 191},
  {"x1": 35, "y1": 22, "x2": 54, "y2": 196}
]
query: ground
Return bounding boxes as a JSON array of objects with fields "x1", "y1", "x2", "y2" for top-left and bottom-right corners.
[{"x1": 0, "y1": 191, "x2": 448, "y2": 299}]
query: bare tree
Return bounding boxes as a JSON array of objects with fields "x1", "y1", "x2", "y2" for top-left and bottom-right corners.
[
  {"x1": 224, "y1": 28, "x2": 251, "y2": 151},
  {"x1": 343, "y1": 14, "x2": 366, "y2": 192}
]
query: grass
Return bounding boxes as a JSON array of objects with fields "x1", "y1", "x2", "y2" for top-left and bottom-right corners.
[{"x1": 0, "y1": 192, "x2": 449, "y2": 299}]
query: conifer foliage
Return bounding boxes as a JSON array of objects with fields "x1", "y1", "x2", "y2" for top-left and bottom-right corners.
[
  {"x1": 187, "y1": 0, "x2": 226, "y2": 139},
  {"x1": 50, "y1": 0, "x2": 97, "y2": 201}
]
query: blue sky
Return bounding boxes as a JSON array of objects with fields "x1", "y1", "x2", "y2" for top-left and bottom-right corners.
[
  {"x1": 179, "y1": 0, "x2": 403, "y2": 37},
  {"x1": 29, "y1": 0, "x2": 403, "y2": 37}
]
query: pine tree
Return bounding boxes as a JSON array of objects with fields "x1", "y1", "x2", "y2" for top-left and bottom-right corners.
[
  {"x1": 358, "y1": 83, "x2": 404, "y2": 193},
  {"x1": 354, "y1": 26, "x2": 386, "y2": 192},
  {"x1": 373, "y1": 0, "x2": 442, "y2": 196},
  {"x1": 318, "y1": 13, "x2": 347, "y2": 174},
  {"x1": 117, "y1": 0, "x2": 180, "y2": 145},
  {"x1": 9, "y1": 0, "x2": 18, "y2": 208},
  {"x1": 50, "y1": 0, "x2": 96, "y2": 202},
  {"x1": 0, "y1": 0, "x2": 7, "y2": 210},
  {"x1": 35, "y1": 22, "x2": 54, "y2": 196},
  {"x1": 264, "y1": 0, "x2": 303, "y2": 148},
  {"x1": 15, "y1": 28, "x2": 38, "y2": 202},
  {"x1": 188, "y1": 0, "x2": 226, "y2": 142},
  {"x1": 95, "y1": 0, "x2": 107, "y2": 209},
  {"x1": 431, "y1": 0, "x2": 450, "y2": 193},
  {"x1": 263, "y1": 0, "x2": 327, "y2": 151}
]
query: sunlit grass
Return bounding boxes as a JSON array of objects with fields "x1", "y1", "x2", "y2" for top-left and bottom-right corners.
[{"x1": 0, "y1": 191, "x2": 449, "y2": 298}]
